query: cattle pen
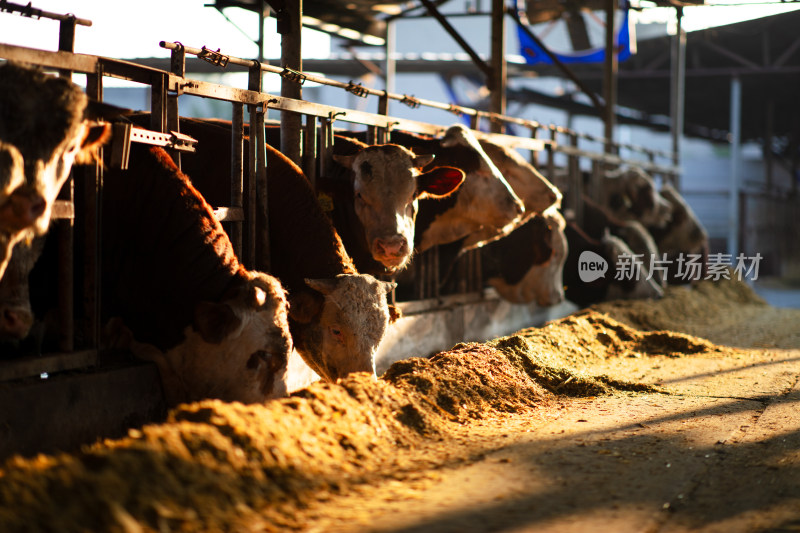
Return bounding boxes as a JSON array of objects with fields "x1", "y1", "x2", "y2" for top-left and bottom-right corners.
[
  {"x1": 0, "y1": 10, "x2": 681, "y2": 459},
  {"x1": 3, "y1": 3, "x2": 800, "y2": 532}
]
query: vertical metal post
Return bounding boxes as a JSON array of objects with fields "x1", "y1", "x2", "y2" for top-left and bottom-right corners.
[
  {"x1": 489, "y1": 0, "x2": 506, "y2": 133},
  {"x1": 603, "y1": 0, "x2": 617, "y2": 153},
  {"x1": 765, "y1": 100, "x2": 774, "y2": 192},
  {"x1": 254, "y1": 109, "x2": 270, "y2": 273},
  {"x1": 245, "y1": 65, "x2": 262, "y2": 270},
  {"x1": 168, "y1": 44, "x2": 186, "y2": 169},
  {"x1": 670, "y1": 6, "x2": 686, "y2": 189},
  {"x1": 303, "y1": 114, "x2": 318, "y2": 189},
  {"x1": 279, "y1": 0, "x2": 303, "y2": 166},
  {"x1": 384, "y1": 18, "x2": 396, "y2": 117},
  {"x1": 150, "y1": 73, "x2": 168, "y2": 133},
  {"x1": 81, "y1": 68, "x2": 103, "y2": 350},
  {"x1": 319, "y1": 117, "x2": 334, "y2": 178},
  {"x1": 231, "y1": 103, "x2": 244, "y2": 258},
  {"x1": 547, "y1": 127, "x2": 557, "y2": 188},
  {"x1": 377, "y1": 93, "x2": 389, "y2": 144},
  {"x1": 568, "y1": 132, "x2": 582, "y2": 226},
  {"x1": 728, "y1": 75, "x2": 742, "y2": 258},
  {"x1": 57, "y1": 15, "x2": 77, "y2": 352}
]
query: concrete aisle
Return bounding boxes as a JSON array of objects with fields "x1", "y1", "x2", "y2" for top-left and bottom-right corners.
[{"x1": 300, "y1": 348, "x2": 800, "y2": 533}]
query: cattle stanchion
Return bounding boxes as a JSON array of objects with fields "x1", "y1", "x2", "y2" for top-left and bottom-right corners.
[
  {"x1": 230, "y1": 103, "x2": 245, "y2": 258},
  {"x1": 303, "y1": 114, "x2": 318, "y2": 189}
]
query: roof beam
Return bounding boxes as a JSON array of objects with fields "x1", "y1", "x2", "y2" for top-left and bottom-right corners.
[
  {"x1": 698, "y1": 39, "x2": 761, "y2": 70},
  {"x1": 418, "y1": 0, "x2": 492, "y2": 79}
]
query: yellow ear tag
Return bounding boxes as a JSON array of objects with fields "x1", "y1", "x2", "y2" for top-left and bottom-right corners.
[{"x1": 317, "y1": 192, "x2": 334, "y2": 213}]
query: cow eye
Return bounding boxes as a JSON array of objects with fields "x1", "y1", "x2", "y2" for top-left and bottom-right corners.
[{"x1": 329, "y1": 326, "x2": 344, "y2": 342}]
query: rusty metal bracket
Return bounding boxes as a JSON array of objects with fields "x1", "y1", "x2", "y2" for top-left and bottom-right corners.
[
  {"x1": 401, "y1": 95, "x2": 421, "y2": 109},
  {"x1": 280, "y1": 67, "x2": 306, "y2": 85},
  {"x1": 328, "y1": 111, "x2": 347, "y2": 124},
  {"x1": 198, "y1": 46, "x2": 229, "y2": 68},
  {"x1": 448, "y1": 103, "x2": 464, "y2": 117},
  {"x1": 346, "y1": 80, "x2": 368, "y2": 98}
]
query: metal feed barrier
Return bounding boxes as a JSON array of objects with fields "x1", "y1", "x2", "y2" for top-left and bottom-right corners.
[{"x1": 0, "y1": 6, "x2": 679, "y2": 457}]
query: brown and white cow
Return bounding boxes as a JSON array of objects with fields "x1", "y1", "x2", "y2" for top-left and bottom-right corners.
[
  {"x1": 327, "y1": 136, "x2": 465, "y2": 275},
  {"x1": 389, "y1": 125, "x2": 526, "y2": 253},
  {"x1": 460, "y1": 137, "x2": 562, "y2": 249},
  {"x1": 0, "y1": 62, "x2": 110, "y2": 280},
  {"x1": 168, "y1": 117, "x2": 400, "y2": 384},
  {"x1": 600, "y1": 166, "x2": 672, "y2": 228},
  {"x1": 481, "y1": 206, "x2": 567, "y2": 306},
  {"x1": 563, "y1": 222, "x2": 663, "y2": 308},
  {"x1": 647, "y1": 183, "x2": 710, "y2": 284},
  {"x1": 101, "y1": 143, "x2": 293, "y2": 405}
]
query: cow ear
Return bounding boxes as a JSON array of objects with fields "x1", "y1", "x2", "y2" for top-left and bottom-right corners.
[
  {"x1": 305, "y1": 277, "x2": 338, "y2": 295},
  {"x1": 332, "y1": 154, "x2": 356, "y2": 169},
  {"x1": 193, "y1": 301, "x2": 241, "y2": 344},
  {"x1": 388, "y1": 304, "x2": 402, "y2": 324},
  {"x1": 417, "y1": 166, "x2": 465, "y2": 199},
  {"x1": 412, "y1": 153, "x2": 435, "y2": 168},
  {"x1": 288, "y1": 291, "x2": 322, "y2": 324},
  {"x1": 75, "y1": 123, "x2": 112, "y2": 165}
]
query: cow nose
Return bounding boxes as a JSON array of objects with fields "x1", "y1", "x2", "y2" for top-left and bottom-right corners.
[
  {"x1": 3, "y1": 192, "x2": 47, "y2": 230},
  {"x1": 0, "y1": 307, "x2": 34, "y2": 340},
  {"x1": 375, "y1": 235, "x2": 408, "y2": 257}
]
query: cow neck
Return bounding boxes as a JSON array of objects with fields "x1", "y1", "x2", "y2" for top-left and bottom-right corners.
[
  {"x1": 316, "y1": 176, "x2": 390, "y2": 277},
  {"x1": 482, "y1": 215, "x2": 553, "y2": 286},
  {"x1": 102, "y1": 145, "x2": 244, "y2": 351}
]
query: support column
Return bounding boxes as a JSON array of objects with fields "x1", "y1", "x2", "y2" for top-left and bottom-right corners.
[
  {"x1": 728, "y1": 76, "x2": 742, "y2": 258},
  {"x1": 670, "y1": 6, "x2": 686, "y2": 188},
  {"x1": 279, "y1": 0, "x2": 302, "y2": 166},
  {"x1": 602, "y1": 0, "x2": 617, "y2": 154},
  {"x1": 384, "y1": 19, "x2": 396, "y2": 117},
  {"x1": 489, "y1": 0, "x2": 506, "y2": 133}
]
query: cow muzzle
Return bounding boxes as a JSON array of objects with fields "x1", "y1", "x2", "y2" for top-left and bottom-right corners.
[
  {"x1": 0, "y1": 190, "x2": 47, "y2": 232},
  {"x1": 373, "y1": 235, "x2": 410, "y2": 268}
]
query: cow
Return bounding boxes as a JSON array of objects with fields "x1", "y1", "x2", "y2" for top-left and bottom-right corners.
[
  {"x1": 388, "y1": 125, "x2": 527, "y2": 253},
  {"x1": 563, "y1": 222, "x2": 664, "y2": 308},
  {"x1": 647, "y1": 183, "x2": 710, "y2": 284},
  {"x1": 325, "y1": 135, "x2": 466, "y2": 275},
  {"x1": 580, "y1": 196, "x2": 665, "y2": 288},
  {"x1": 480, "y1": 206, "x2": 567, "y2": 306},
  {"x1": 101, "y1": 143, "x2": 293, "y2": 405},
  {"x1": 162, "y1": 117, "x2": 401, "y2": 383},
  {"x1": 0, "y1": 62, "x2": 110, "y2": 280},
  {"x1": 599, "y1": 166, "x2": 672, "y2": 228}
]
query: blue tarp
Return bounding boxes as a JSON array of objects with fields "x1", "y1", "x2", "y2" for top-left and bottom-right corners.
[{"x1": 517, "y1": 9, "x2": 634, "y2": 64}]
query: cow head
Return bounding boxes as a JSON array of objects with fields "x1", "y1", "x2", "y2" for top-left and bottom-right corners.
[
  {"x1": 0, "y1": 62, "x2": 111, "y2": 280},
  {"x1": 287, "y1": 273, "x2": 399, "y2": 382},
  {"x1": 416, "y1": 125, "x2": 526, "y2": 251},
  {"x1": 478, "y1": 138, "x2": 561, "y2": 215},
  {"x1": 603, "y1": 166, "x2": 672, "y2": 228},
  {"x1": 333, "y1": 145, "x2": 464, "y2": 273},
  {"x1": 117, "y1": 271, "x2": 294, "y2": 405}
]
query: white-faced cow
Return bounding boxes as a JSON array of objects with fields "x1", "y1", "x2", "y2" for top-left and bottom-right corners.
[
  {"x1": 169, "y1": 117, "x2": 401, "y2": 384},
  {"x1": 460, "y1": 137, "x2": 562, "y2": 250},
  {"x1": 481, "y1": 206, "x2": 568, "y2": 306},
  {"x1": 325, "y1": 135, "x2": 465, "y2": 275},
  {"x1": 389, "y1": 125, "x2": 526, "y2": 253},
  {"x1": 101, "y1": 143, "x2": 293, "y2": 406},
  {"x1": 0, "y1": 62, "x2": 110, "y2": 280}
]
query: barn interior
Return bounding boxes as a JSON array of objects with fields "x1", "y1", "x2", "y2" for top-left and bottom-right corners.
[{"x1": 1, "y1": 1, "x2": 800, "y2": 531}]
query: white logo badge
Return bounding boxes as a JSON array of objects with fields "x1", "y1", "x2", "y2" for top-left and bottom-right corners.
[{"x1": 578, "y1": 251, "x2": 608, "y2": 282}]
